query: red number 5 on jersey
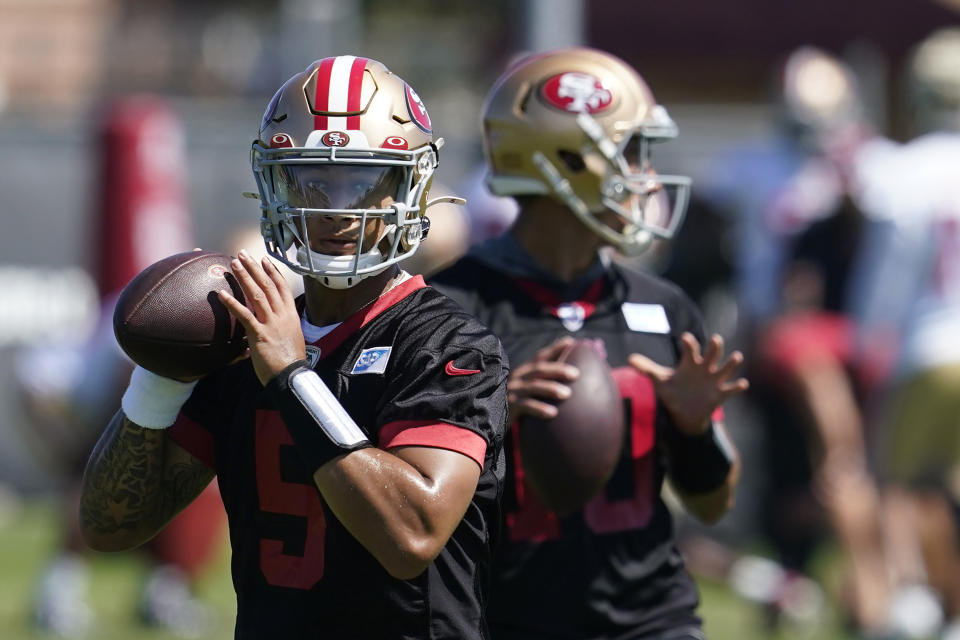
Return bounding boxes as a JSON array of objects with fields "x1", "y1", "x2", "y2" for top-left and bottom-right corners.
[{"x1": 255, "y1": 412, "x2": 327, "y2": 589}]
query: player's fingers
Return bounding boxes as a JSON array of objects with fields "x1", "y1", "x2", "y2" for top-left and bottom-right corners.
[
  {"x1": 218, "y1": 288, "x2": 259, "y2": 332},
  {"x1": 679, "y1": 332, "x2": 703, "y2": 364},
  {"x1": 702, "y1": 334, "x2": 724, "y2": 371},
  {"x1": 525, "y1": 361, "x2": 580, "y2": 382},
  {"x1": 512, "y1": 358, "x2": 578, "y2": 382},
  {"x1": 716, "y1": 350, "x2": 744, "y2": 381},
  {"x1": 719, "y1": 377, "x2": 750, "y2": 398},
  {"x1": 511, "y1": 397, "x2": 559, "y2": 420},
  {"x1": 534, "y1": 336, "x2": 576, "y2": 363},
  {"x1": 261, "y1": 256, "x2": 295, "y2": 306},
  {"x1": 628, "y1": 353, "x2": 672, "y2": 381},
  {"x1": 510, "y1": 378, "x2": 573, "y2": 402},
  {"x1": 237, "y1": 250, "x2": 283, "y2": 309},
  {"x1": 230, "y1": 256, "x2": 273, "y2": 319}
]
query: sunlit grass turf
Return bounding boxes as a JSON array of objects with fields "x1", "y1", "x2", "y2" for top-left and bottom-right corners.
[
  {"x1": 0, "y1": 498, "x2": 856, "y2": 639},
  {"x1": 0, "y1": 497, "x2": 235, "y2": 640}
]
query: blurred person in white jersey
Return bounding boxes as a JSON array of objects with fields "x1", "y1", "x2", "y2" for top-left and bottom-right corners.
[
  {"x1": 696, "y1": 46, "x2": 903, "y2": 638},
  {"x1": 848, "y1": 27, "x2": 960, "y2": 640}
]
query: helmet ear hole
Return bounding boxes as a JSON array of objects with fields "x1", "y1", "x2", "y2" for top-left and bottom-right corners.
[
  {"x1": 517, "y1": 85, "x2": 534, "y2": 114},
  {"x1": 558, "y1": 150, "x2": 586, "y2": 172}
]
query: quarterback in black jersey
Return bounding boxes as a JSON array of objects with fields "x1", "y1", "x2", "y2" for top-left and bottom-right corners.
[
  {"x1": 79, "y1": 57, "x2": 508, "y2": 640},
  {"x1": 431, "y1": 48, "x2": 746, "y2": 640}
]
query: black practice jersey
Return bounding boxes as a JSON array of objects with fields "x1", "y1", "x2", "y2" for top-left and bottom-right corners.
[
  {"x1": 168, "y1": 276, "x2": 509, "y2": 640},
  {"x1": 431, "y1": 255, "x2": 709, "y2": 640}
]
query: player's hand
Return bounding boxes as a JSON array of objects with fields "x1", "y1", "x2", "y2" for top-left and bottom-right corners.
[
  {"x1": 507, "y1": 336, "x2": 580, "y2": 424},
  {"x1": 628, "y1": 332, "x2": 748, "y2": 435},
  {"x1": 217, "y1": 249, "x2": 306, "y2": 386}
]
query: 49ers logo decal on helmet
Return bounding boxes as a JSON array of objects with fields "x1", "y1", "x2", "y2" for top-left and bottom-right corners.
[
  {"x1": 540, "y1": 72, "x2": 614, "y2": 114},
  {"x1": 321, "y1": 131, "x2": 350, "y2": 147},
  {"x1": 404, "y1": 83, "x2": 432, "y2": 133}
]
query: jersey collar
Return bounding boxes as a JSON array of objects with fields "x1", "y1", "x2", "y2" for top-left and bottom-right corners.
[
  {"x1": 512, "y1": 276, "x2": 607, "y2": 329},
  {"x1": 296, "y1": 274, "x2": 427, "y2": 359}
]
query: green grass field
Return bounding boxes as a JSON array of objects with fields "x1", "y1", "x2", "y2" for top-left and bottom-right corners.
[{"x1": 0, "y1": 498, "x2": 855, "y2": 640}]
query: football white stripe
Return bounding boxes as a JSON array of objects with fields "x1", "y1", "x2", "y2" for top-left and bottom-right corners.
[{"x1": 326, "y1": 116, "x2": 347, "y2": 130}]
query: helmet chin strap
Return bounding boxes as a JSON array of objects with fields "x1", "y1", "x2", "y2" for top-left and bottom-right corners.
[{"x1": 296, "y1": 244, "x2": 391, "y2": 290}]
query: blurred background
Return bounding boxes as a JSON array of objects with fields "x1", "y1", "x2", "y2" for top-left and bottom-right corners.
[{"x1": 3, "y1": 0, "x2": 960, "y2": 638}]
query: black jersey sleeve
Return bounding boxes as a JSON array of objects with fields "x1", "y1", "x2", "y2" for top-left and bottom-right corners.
[
  {"x1": 374, "y1": 310, "x2": 508, "y2": 468},
  {"x1": 167, "y1": 364, "x2": 249, "y2": 470}
]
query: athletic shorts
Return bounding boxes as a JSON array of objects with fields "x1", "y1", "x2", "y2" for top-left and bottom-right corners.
[{"x1": 881, "y1": 363, "x2": 960, "y2": 487}]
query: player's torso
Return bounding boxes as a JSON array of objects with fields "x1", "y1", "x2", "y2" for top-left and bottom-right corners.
[
  {"x1": 432, "y1": 258, "x2": 701, "y2": 638},
  {"x1": 203, "y1": 288, "x2": 496, "y2": 639}
]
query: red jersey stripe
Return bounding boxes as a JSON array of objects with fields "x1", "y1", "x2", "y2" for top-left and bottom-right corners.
[
  {"x1": 379, "y1": 420, "x2": 488, "y2": 469},
  {"x1": 311, "y1": 275, "x2": 427, "y2": 357},
  {"x1": 168, "y1": 413, "x2": 217, "y2": 471},
  {"x1": 512, "y1": 276, "x2": 605, "y2": 320}
]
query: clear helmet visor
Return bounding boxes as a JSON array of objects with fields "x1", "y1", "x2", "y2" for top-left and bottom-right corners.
[
  {"x1": 272, "y1": 163, "x2": 406, "y2": 213},
  {"x1": 270, "y1": 163, "x2": 408, "y2": 256}
]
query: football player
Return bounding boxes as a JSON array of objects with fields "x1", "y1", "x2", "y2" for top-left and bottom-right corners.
[
  {"x1": 850, "y1": 27, "x2": 960, "y2": 638},
  {"x1": 699, "y1": 46, "x2": 894, "y2": 635},
  {"x1": 79, "y1": 56, "x2": 508, "y2": 639},
  {"x1": 431, "y1": 48, "x2": 746, "y2": 640}
]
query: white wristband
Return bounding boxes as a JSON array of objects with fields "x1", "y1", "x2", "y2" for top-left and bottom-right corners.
[{"x1": 121, "y1": 366, "x2": 198, "y2": 429}]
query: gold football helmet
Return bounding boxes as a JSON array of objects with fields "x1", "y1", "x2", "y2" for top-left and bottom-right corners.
[
  {"x1": 907, "y1": 28, "x2": 960, "y2": 135},
  {"x1": 778, "y1": 46, "x2": 865, "y2": 151},
  {"x1": 251, "y1": 56, "x2": 460, "y2": 288},
  {"x1": 482, "y1": 47, "x2": 691, "y2": 255}
]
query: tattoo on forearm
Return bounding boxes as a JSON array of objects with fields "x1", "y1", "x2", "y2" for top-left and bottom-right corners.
[{"x1": 79, "y1": 412, "x2": 212, "y2": 540}]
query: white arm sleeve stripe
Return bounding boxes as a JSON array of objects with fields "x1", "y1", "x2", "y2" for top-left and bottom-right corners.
[{"x1": 289, "y1": 369, "x2": 368, "y2": 447}]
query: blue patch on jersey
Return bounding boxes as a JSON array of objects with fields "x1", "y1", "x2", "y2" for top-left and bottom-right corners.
[{"x1": 351, "y1": 347, "x2": 392, "y2": 375}]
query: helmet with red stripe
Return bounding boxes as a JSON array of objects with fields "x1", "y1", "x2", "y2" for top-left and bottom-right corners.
[{"x1": 251, "y1": 56, "x2": 459, "y2": 288}]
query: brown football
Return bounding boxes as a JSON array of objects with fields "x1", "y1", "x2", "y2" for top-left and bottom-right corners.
[
  {"x1": 518, "y1": 339, "x2": 625, "y2": 516},
  {"x1": 113, "y1": 250, "x2": 247, "y2": 379}
]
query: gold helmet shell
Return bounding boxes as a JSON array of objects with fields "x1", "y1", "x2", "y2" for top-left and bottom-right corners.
[
  {"x1": 482, "y1": 47, "x2": 691, "y2": 255},
  {"x1": 251, "y1": 56, "x2": 447, "y2": 288},
  {"x1": 907, "y1": 28, "x2": 960, "y2": 135}
]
